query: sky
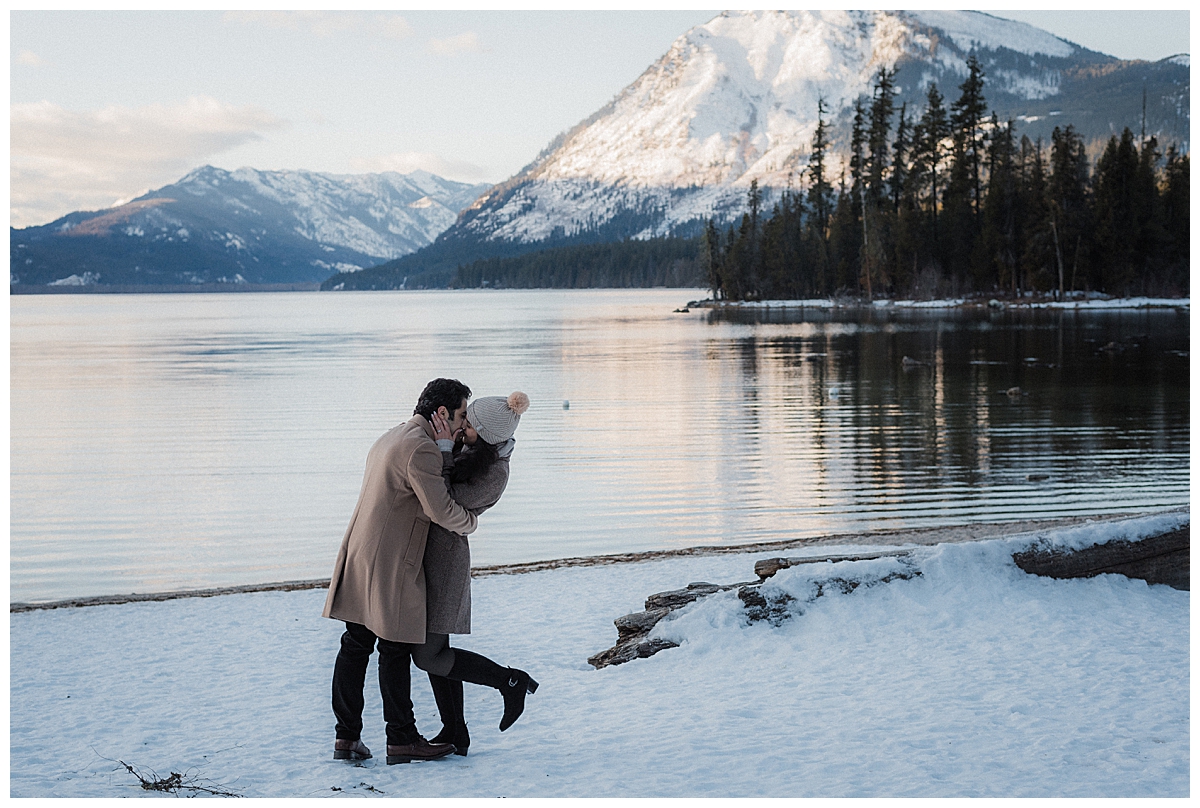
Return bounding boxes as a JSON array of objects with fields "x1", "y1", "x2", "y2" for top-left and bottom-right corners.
[{"x1": 8, "y1": 7, "x2": 1192, "y2": 229}]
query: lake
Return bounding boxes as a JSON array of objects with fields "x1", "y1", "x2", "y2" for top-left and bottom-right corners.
[{"x1": 9, "y1": 289, "x2": 1189, "y2": 603}]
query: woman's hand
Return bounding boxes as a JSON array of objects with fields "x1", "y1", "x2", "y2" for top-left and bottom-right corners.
[{"x1": 431, "y1": 410, "x2": 456, "y2": 443}]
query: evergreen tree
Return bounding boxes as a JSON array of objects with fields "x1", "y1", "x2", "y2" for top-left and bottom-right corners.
[
  {"x1": 721, "y1": 223, "x2": 743, "y2": 300},
  {"x1": 912, "y1": 84, "x2": 950, "y2": 261},
  {"x1": 848, "y1": 99, "x2": 868, "y2": 202},
  {"x1": 702, "y1": 219, "x2": 724, "y2": 299},
  {"x1": 745, "y1": 180, "x2": 764, "y2": 297},
  {"x1": 805, "y1": 97, "x2": 834, "y2": 295},
  {"x1": 979, "y1": 117, "x2": 1018, "y2": 291},
  {"x1": 866, "y1": 67, "x2": 896, "y2": 203},
  {"x1": 1017, "y1": 136, "x2": 1055, "y2": 292},
  {"x1": 761, "y1": 189, "x2": 809, "y2": 299},
  {"x1": 1159, "y1": 145, "x2": 1190, "y2": 285},
  {"x1": 847, "y1": 100, "x2": 868, "y2": 294},
  {"x1": 889, "y1": 102, "x2": 910, "y2": 213},
  {"x1": 893, "y1": 123, "x2": 925, "y2": 294},
  {"x1": 944, "y1": 56, "x2": 988, "y2": 284},
  {"x1": 1134, "y1": 135, "x2": 1165, "y2": 292},
  {"x1": 1047, "y1": 125, "x2": 1091, "y2": 293},
  {"x1": 950, "y1": 54, "x2": 988, "y2": 217},
  {"x1": 827, "y1": 171, "x2": 859, "y2": 293},
  {"x1": 748, "y1": 179, "x2": 763, "y2": 233},
  {"x1": 862, "y1": 67, "x2": 896, "y2": 295},
  {"x1": 1092, "y1": 129, "x2": 1143, "y2": 293},
  {"x1": 807, "y1": 98, "x2": 834, "y2": 238}
]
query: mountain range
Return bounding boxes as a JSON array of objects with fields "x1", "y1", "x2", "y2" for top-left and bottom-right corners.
[
  {"x1": 11, "y1": 10, "x2": 1190, "y2": 291},
  {"x1": 10, "y1": 167, "x2": 487, "y2": 287}
]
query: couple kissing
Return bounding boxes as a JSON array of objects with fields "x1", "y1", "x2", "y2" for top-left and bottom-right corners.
[{"x1": 322, "y1": 378, "x2": 536, "y2": 764}]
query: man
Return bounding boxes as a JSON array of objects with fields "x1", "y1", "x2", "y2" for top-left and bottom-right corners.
[{"x1": 323, "y1": 378, "x2": 477, "y2": 765}]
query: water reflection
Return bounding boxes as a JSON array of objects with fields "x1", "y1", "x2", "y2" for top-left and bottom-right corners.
[
  {"x1": 10, "y1": 292, "x2": 1188, "y2": 601},
  {"x1": 696, "y1": 305, "x2": 1188, "y2": 526}
]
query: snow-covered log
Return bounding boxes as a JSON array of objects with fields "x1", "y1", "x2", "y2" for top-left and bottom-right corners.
[{"x1": 1012, "y1": 527, "x2": 1188, "y2": 590}]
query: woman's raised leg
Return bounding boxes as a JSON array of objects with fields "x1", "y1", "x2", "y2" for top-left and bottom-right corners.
[{"x1": 410, "y1": 633, "x2": 538, "y2": 732}]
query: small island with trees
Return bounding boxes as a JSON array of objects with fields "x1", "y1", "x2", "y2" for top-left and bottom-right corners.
[{"x1": 702, "y1": 57, "x2": 1189, "y2": 303}]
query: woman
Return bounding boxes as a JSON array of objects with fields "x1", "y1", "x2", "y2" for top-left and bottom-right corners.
[{"x1": 414, "y1": 391, "x2": 535, "y2": 760}]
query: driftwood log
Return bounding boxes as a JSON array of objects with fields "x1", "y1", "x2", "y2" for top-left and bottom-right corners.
[
  {"x1": 589, "y1": 525, "x2": 1188, "y2": 669},
  {"x1": 1012, "y1": 527, "x2": 1189, "y2": 591},
  {"x1": 587, "y1": 549, "x2": 916, "y2": 669}
]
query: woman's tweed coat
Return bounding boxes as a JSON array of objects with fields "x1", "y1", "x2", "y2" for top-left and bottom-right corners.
[
  {"x1": 423, "y1": 452, "x2": 510, "y2": 634},
  {"x1": 322, "y1": 416, "x2": 478, "y2": 643}
]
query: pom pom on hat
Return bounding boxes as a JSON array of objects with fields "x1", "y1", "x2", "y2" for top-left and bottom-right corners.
[
  {"x1": 507, "y1": 391, "x2": 530, "y2": 416},
  {"x1": 467, "y1": 391, "x2": 530, "y2": 445}
]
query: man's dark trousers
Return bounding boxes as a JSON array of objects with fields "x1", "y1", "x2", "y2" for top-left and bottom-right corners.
[{"x1": 332, "y1": 622, "x2": 417, "y2": 745}]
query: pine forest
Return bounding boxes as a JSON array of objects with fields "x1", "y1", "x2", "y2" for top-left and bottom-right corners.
[{"x1": 703, "y1": 57, "x2": 1190, "y2": 302}]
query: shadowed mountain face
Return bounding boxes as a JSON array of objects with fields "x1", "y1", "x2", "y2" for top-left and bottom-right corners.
[
  {"x1": 10, "y1": 166, "x2": 488, "y2": 287},
  {"x1": 340, "y1": 10, "x2": 1187, "y2": 291}
]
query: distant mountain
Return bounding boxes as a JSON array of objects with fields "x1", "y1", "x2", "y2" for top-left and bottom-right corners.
[
  {"x1": 10, "y1": 166, "x2": 488, "y2": 288},
  {"x1": 340, "y1": 9, "x2": 1188, "y2": 290}
]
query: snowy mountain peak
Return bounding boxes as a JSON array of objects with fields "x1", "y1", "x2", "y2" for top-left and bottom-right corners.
[
  {"x1": 532, "y1": 10, "x2": 1078, "y2": 192},
  {"x1": 448, "y1": 9, "x2": 1185, "y2": 248}
]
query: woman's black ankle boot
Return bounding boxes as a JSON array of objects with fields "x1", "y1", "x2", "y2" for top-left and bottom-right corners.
[{"x1": 447, "y1": 649, "x2": 539, "y2": 732}]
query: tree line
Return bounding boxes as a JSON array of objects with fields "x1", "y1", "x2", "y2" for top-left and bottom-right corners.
[
  {"x1": 452, "y1": 237, "x2": 702, "y2": 289},
  {"x1": 704, "y1": 56, "x2": 1190, "y2": 301}
]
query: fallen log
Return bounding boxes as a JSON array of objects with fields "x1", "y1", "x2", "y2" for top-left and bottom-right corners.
[
  {"x1": 1012, "y1": 527, "x2": 1189, "y2": 590},
  {"x1": 754, "y1": 549, "x2": 913, "y2": 579}
]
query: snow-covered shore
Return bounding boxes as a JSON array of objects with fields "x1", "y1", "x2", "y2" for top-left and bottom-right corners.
[
  {"x1": 9, "y1": 510, "x2": 1188, "y2": 797},
  {"x1": 687, "y1": 295, "x2": 1189, "y2": 310}
]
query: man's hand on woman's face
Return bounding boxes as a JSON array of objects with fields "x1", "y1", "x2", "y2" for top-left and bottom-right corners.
[{"x1": 431, "y1": 410, "x2": 459, "y2": 443}]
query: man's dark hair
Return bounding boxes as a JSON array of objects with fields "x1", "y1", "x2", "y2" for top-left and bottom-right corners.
[{"x1": 413, "y1": 378, "x2": 472, "y2": 420}]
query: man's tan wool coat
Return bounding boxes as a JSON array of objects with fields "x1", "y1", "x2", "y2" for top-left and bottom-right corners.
[{"x1": 322, "y1": 416, "x2": 478, "y2": 643}]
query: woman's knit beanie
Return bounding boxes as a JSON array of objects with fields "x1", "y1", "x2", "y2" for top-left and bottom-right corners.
[{"x1": 467, "y1": 391, "x2": 529, "y2": 445}]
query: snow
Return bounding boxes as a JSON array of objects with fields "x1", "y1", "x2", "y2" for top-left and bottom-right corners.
[
  {"x1": 47, "y1": 272, "x2": 100, "y2": 286},
  {"x1": 10, "y1": 511, "x2": 1188, "y2": 798},
  {"x1": 219, "y1": 167, "x2": 486, "y2": 258},
  {"x1": 907, "y1": 11, "x2": 1076, "y2": 58},
  {"x1": 1023, "y1": 296, "x2": 1191, "y2": 310},
  {"x1": 705, "y1": 297, "x2": 1189, "y2": 311},
  {"x1": 460, "y1": 10, "x2": 1078, "y2": 244},
  {"x1": 159, "y1": 165, "x2": 489, "y2": 260}
]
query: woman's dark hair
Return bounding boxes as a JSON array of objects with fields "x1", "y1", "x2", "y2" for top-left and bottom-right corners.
[
  {"x1": 413, "y1": 378, "x2": 472, "y2": 420},
  {"x1": 450, "y1": 439, "x2": 501, "y2": 483}
]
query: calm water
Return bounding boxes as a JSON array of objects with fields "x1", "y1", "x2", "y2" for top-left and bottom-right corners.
[{"x1": 10, "y1": 290, "x2": 1189, "y2": 602}]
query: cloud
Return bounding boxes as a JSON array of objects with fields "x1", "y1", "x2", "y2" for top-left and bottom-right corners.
[
  {"x1": 349, "y1": 152, "x2": 492, "y2": 184},
  {"x1": 15, "y1": 49, "x2": 48, "y2": 66},
  {"x1": 377, "y1": 15, "x2": 414, "y2": 41},
  {"x1": 427, "y1": 31, "x2": 484, "y2": 56},
  {"x1": 221, "y1": 10, "x2": 294, "y2": 30},
  {"x1": 222, "y1": 11, "x2": 411, "y2": 41},
  {"x1": 10, "y1": 96, "x2": 287, "y2": 228}
]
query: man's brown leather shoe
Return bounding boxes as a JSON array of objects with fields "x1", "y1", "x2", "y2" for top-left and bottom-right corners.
[
  {"x1": 386, "y1": 737, "x2": 456, "y2": 765},
  {"x1": 333, "y1": 738, "x2": 372, "y2": 761}
]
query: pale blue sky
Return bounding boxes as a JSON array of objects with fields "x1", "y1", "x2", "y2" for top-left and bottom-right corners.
[{"x1": 9, "y1": 8, "x2": 1191, "y2": 227}]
